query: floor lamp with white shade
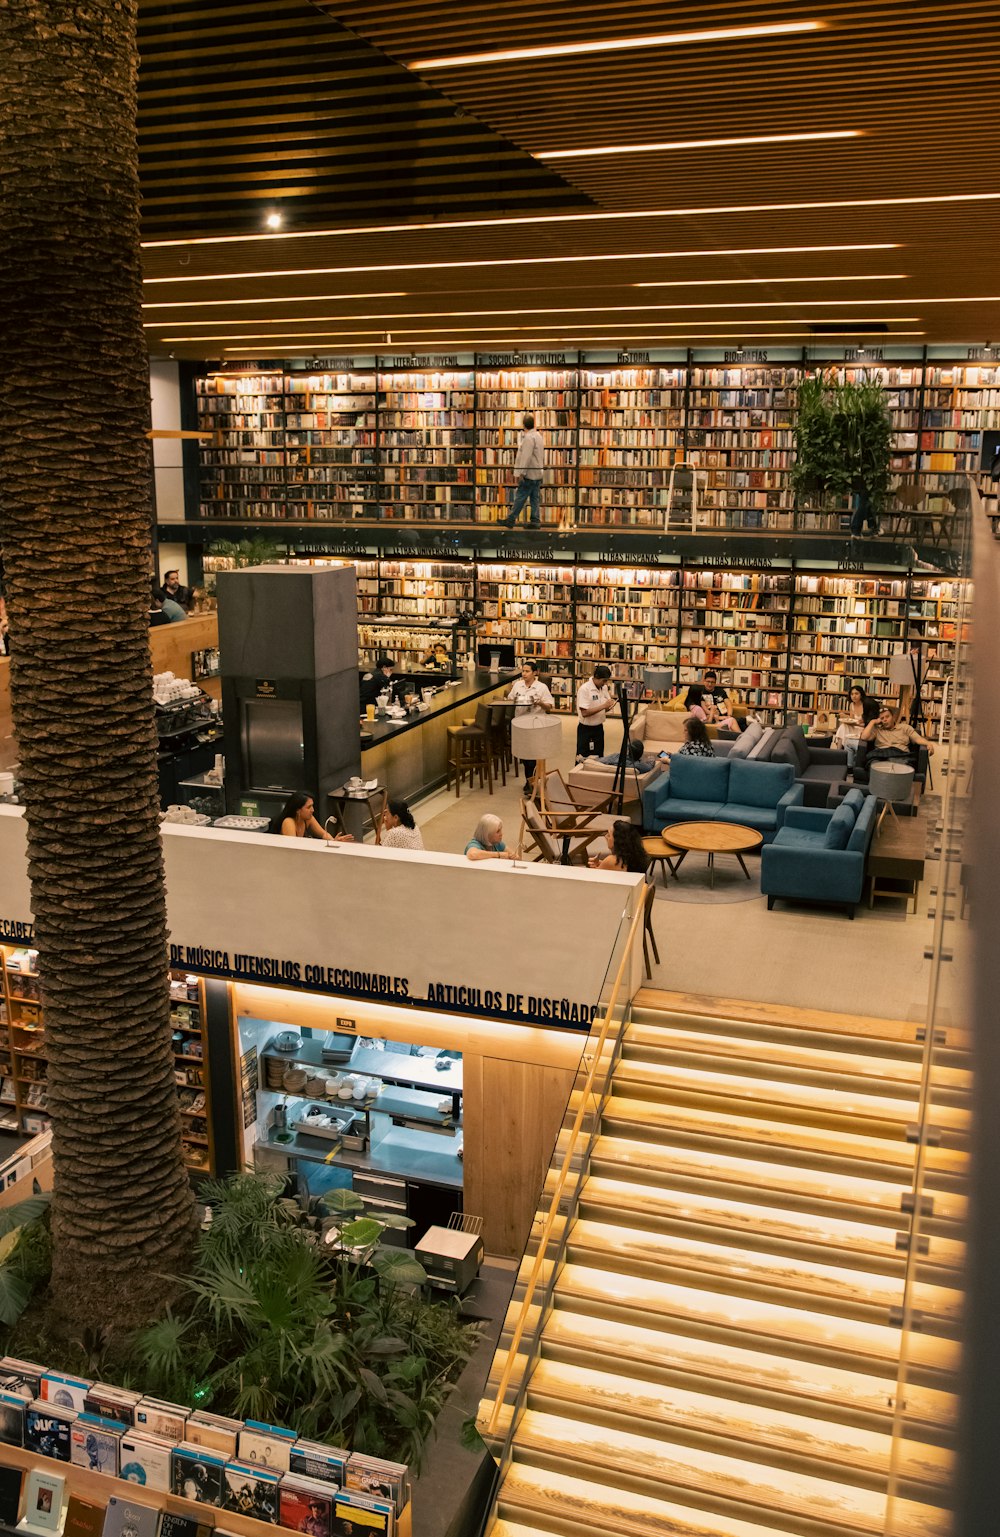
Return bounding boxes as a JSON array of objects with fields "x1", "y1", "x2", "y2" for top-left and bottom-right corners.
[{"x1": 510, "y1": 714, "x2": 563, "y2": 815}]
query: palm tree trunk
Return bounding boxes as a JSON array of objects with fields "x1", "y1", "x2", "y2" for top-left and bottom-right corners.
[{"x1": 0, "y1": 0, "x2": 194, "y2": 1331}]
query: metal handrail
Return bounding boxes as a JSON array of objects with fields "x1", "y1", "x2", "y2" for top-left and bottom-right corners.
[{"x1": 483, "y1": 892, "x2": 647, "y2": 1436}]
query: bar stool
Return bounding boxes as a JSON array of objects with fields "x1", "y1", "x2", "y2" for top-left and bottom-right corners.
[
  {"x1": 446, "y1": 706, "x2": 493, "y2": 797},
  {"x1": 488, "y1": 701, "x2": 515, "y2": 785}
]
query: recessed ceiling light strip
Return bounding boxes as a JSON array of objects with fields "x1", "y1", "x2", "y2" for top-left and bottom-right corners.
[
  {"x1": 143, "y1": 244, "x2": 898, "y2": 286},
  {"x1": 410, "y1": 20, "x2": 826, "y2": 70},
  {"x1": 538, "y1": 129, "x2": 860, "y2": 159}
]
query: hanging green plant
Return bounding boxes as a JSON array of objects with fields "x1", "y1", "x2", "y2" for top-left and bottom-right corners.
[{"x1": 792, "y1": 371, "x2": 893, "y2": 512}]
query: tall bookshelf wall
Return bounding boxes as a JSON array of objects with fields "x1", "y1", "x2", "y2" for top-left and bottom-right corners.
[
  {"x1": 193, "y1": 354, "x2": 985, "y2": 532},
  {"x1": 272, "y1": 551, "x2": 961, "y2": 726}
]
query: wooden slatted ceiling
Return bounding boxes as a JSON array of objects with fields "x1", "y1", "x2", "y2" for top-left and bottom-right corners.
[
  {"x1": 139, "y1": 1, "x2": 1000, "y2": 353},
  {"x1": 136, "y1": 0, "x2": 588, "y2": 233}
]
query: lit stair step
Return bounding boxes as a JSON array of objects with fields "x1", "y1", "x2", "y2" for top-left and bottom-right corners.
[
  {"x1": 565, "y1": 1217, "x2": 963, "y2": 1330},
  {"x1": 612, "y1": 1058, "x2": 969, "y2": 1144},
  {"x1": 513, "y1": 1356, "x2": 953, "y2": 1497},
  {"x1": 502, "y1": 1306, "x2": 958, "y2": 1439},
  {"x1": 623, "y1": 1021, "x2": 970, "y2": 1104},
  {"x1": 499, "y1": 1461, "x2": 826, "y2": 1537},
  {"x1": 554, "y1": 1263, "x2": 960, "y2": 1387},
  {"x1": 510, "y1": 1409, "x2": 949, "y2": 1537},
  {"x1": 576, "y1": 1175, "x2": 965, "y2": 1278},
  {"x1": 591, "y1": 1132, "x2": 968, "y2": 1233},
  {"x1": 600, "y1": 1096, "x2": 968, "y2": 1186}
]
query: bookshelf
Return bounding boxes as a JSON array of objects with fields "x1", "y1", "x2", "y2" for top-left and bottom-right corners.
[
  {"x1": 0, "y1": 944, "x2": 48, "y2": 1138},
  {"x1": 284, "y1": 369, "x2": 378, "y2": 521},
  {"x1": 905, "y1": 576, "x2": 961, "y2": 734},
  {"x1": 474, "y1": 367, "x2": 578, "y2": 526},
  {"x1": 788, "y1": 574, "x2": 909, "y2": 720},
  {"x1": 378, "y1": 369, "x2": 475, "y2": 521},
  {"x1": 358, "y1": 618, "x2": 470, "y2": 673},
  {"x1": 576, "y1": 366, "x2": 685, "y2": 528},
  {"x1": 169, "y1": 970, "x2": 214, "y2": 1174},
  {"x1": 686, "y1": 364, "x2": 797, "y2": 532},
  {"x1": 573, "y1": 564, "x2": 681, "y2": 693},
  {"x1": 477, "y1": 562, "x2": 575, "y2": 707},
  {"x1": 678, "y1": 568, "x2": 793, "y2": 721},
  {"x1": 379, "y1": 559, "x2": 475, "y2": 620},
  {"x1": 196, "y1": 371, "x2": 287, "y2": 521}
]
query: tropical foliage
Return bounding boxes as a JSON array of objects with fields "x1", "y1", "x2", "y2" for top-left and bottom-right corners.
[
  {"x1": 792, "y1": 372, "x2": 894, "y2": 512},
  {"x1": 132, "y1": 1174, "x2": 479, "y2": 1468}
]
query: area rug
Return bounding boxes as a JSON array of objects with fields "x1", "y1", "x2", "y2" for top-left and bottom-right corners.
[{"x1": 651, "y1": 853, "x2": 764, "y2": 905}]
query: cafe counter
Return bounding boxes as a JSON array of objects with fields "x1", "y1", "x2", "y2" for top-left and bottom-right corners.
[{"x1": 360, "y1": 668, "x2": 516, "y2": 802}]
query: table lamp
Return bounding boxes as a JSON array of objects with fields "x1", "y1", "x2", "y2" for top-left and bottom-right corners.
[
  {"x1": 869, "y1": 761, "x2": 915, "y2": 833},
  {"x1": 643, "y1": 667, "x2": 674, "y2": 704},
  {"x1": 510, "y1": 715, "x2": 563, "y2": 811}
]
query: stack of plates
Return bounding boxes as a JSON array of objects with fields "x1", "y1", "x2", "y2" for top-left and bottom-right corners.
[{"x1": 283, "y1": 1067, "x2": 308, "y2": 1093}]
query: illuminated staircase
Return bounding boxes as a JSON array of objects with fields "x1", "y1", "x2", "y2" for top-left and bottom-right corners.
[{"x1": 479, "y1": 991, "x2": 967, "y2": 1537}]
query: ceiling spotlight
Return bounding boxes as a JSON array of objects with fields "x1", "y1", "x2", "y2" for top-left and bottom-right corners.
[{"x1": 265, "y1": 212, "x2": 283, "y2": 231}]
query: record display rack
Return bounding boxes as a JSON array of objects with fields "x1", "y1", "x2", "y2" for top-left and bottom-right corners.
[
  {"x1": 169, "y1": 970, "x2": 215, "y2": 1174},
  {"x1": 190, "y1": 351, "x2": 984, "y2": 534},
  {"x1": 0, "y1": 944, "x2": 50, "y2": 1138}
]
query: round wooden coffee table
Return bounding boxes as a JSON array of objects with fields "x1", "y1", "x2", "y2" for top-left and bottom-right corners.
[
  {"x1": 642, "y1": 834, "x2": 680, "y2": 886},
  {"x1": 663, "y1": 821, "x2": 763, "y2": 889}
]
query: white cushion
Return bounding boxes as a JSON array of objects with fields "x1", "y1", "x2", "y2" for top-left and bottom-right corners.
[{"x1": 747, "y1": 725, "x2": 778, "y2": 760}]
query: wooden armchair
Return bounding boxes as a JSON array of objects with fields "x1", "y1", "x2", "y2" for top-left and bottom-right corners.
[{"x1": 519, "y1": 798, "x2": 617, "y2": 864}]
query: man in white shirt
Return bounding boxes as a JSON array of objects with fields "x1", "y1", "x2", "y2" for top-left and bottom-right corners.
[
  {"x1": 576, "y1": 664, "x2": 616, "y2": 760},
  {"x1": 506, "y1": 661, "x2": 555, "y2": 793},
  {"x1": 502, "y1": 414, "x2": 544, "y2": 528}
]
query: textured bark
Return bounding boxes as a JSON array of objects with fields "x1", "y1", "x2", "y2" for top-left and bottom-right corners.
[{"x1": 0, "y1": 0, "x2": 195, "y2": 1330}]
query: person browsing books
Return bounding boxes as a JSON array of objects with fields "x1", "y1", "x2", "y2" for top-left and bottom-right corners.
[
  {"x1": 507, "y1": 661, "x2": 554, "y2": 794},
  {"x1": 502, "y1": 414, "x2": 545, "y2": 528},
  {"x1": 576, "y1": 664, "x2": 616, "y2": 760}
]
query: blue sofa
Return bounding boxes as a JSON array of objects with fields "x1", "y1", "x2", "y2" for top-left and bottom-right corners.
[
  {"x1": 642, "y1": 755, "x2": 803, "y2": 844},
  {"x1": 760, "y1": 789, "x2": 878, "y2": 917}
]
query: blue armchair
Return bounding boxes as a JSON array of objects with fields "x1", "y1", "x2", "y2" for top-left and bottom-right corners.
[
  {"x1": 760, "y1": 789, "x2": 878, "y2": 917},
  {"x1": 642, "y1": 755, "x2": 802, "y2": 844}
]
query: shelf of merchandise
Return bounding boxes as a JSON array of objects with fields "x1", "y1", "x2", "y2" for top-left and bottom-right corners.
[
  {"x1": 477, "y1": 562, "x2": 576, "y2": 708},
  {"x1": 169, "y1": 970, "x2": 214, "y2": 1175},
  {"x1": 357, "y1": 617, "x2": 468, "y2": 674},
  {"x1": 788, "y1": 574, "x2": 908, "y2": 720},
  {"x1": 475, "y1": 368, "x2": 578, "y2": 527},
  {"x1": 905, "y1": 576, "x2": 961, "y2": 735},
  {"x1": 378, "y1": 370, "x2": 475, "y2": 522},
  {"x1": 678, "y1": 568, "x2": 793, "y2": 722},
  {"x1": 378, "y1": 559, "x2": 476, "y2": 620},
  {"x1": 576, "y1": 366, "x2": 685, "y2": 529},
  {"x1": 284, "y1": 368, "x2": 378, "y2": 521},
  {"x1": 921, "y1": 362, "x2": 1000, "y2": 514},
  {"x1": 0, "y1": 945, "x2": 49, "y2": 1138},
  {"x1": 195, "y1": 371, "x2": 287, "y2": 521},
  {"x1": 573, "y1": 565, "x2": 681, "y2": 698},
  {"x1": 686, "y1": 365, "x2": 797, "y2": 532}
]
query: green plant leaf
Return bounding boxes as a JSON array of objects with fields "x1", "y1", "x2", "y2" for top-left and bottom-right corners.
[
  {"x1": 0, "y1": 1194, "x2": 49, "y2": 1240},
  {"x1": 322, "y1": 1189, "x2": 365, "y2": 1213},
  {"x1": 367, "y1": 1336, "x2": 408, "y2": 1356},
  {"x1": 0, "y1": 1264, "x2": 30, "y2": 1326},
  {"x1": 371, "y1": 1212, "x2": 414, "y2": 1230},
  {"x1": 340, "y1": 1218, "x2": 383, "y2": 1249},
  {"x1": 360, "y1": 1367, "x2": 389, "y2": 1405},
  {"x1": 374, "y1": 1251, "x2": 427, "y2": 1287}
]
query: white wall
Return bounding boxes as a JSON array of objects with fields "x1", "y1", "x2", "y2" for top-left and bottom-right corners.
[{"x1": 0, "y1": 808, "x2": 641, "y2": 1028}]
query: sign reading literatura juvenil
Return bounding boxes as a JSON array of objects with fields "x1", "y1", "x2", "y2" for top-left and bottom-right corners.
[{"x1": 0, "y1": 808, "x2": 639, "y2": 1030}]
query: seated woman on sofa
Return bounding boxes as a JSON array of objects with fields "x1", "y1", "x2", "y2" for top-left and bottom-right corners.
[
  {"x1": 659, "y1": 716, "x2": 715, "y2": 764},
  {"x1": 684, "y1": 684, "x2": 739, "y2": 733},
  {"x1": 589, "y1": 819, "x2": 650, "y2": 875},
  {"x1": 832, "y1": 683, "x2": 878, "y2": 766}
]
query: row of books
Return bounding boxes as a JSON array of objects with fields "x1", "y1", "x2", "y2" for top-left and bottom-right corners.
[{"x1": 0, "y1": 1359, "x2": 408, "y2": 1536}]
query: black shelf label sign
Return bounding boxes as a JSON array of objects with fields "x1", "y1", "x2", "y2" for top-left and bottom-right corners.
[
  {"x1": 255, "y1": 678, "x2": 277, "y2": 699},
  {"x1": 475, "y1": 351, "x2": 576, "y2": 367},
  {"x1": 724, "y1": 349, "x2": 769, "y2": 363}
]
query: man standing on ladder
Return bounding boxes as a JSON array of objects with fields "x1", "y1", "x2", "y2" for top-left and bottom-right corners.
[{"x1": 503, "y1": 413, "x2": 545, "y2": 528}]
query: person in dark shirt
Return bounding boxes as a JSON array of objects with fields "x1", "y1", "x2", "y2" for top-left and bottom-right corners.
[
  {"x1": 148, "y1": 590, "x2": 169, "y2": 628},
  {"x1": 360, "y1": 655, "x2": 396, "y2": 709},
  {"x1": 159, "y1": 568, "x2": 193, "y2": 609}
]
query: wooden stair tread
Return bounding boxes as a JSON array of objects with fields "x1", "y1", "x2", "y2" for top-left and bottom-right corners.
[
  {"x1": 632, "y1": 990, "x2": 934, "y2": 1048},
  {"x1": 576, "y1": 1175, "x2": 964, "y2": 1274},
  {"x1": 555, "y1": 1263, "x2": 961, "y2": 1381},
  {"x1": 566, "y1": 1217, "x2": 962, "y2": 1326},
  {"x1": 510, "y1": 1356, "x2": 952, "y2": 1491},
  {"x1": 591, "y1": 1134, "x2": 968, "y2": 1228},
  {"x1": 613, "y1": 1058, "x2": 969, "y2": 1137},
  {"x1": 507, "y1": 1307, "x2": 958, "y2": 1435},
  {"x1": 624, "y1": 1022, "x2": 970, "y2": 1099},
  {"x1": 513, "y1": 1408, "x2": 936, "y2": 1536}
]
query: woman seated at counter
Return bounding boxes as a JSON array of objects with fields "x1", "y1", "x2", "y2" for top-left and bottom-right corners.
[
  {"x1": 380, "y1": 798, "x2": 425, "y2": 851},
  {"x1": 465, "y1": 813, "x2": 514, "y2": 862},
  {"x1": 421, "y1": 641, "x2": 451, "y2": 670},
  {"x1": 269, "y1": 791, "x2": 353, "y2": 841}
]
